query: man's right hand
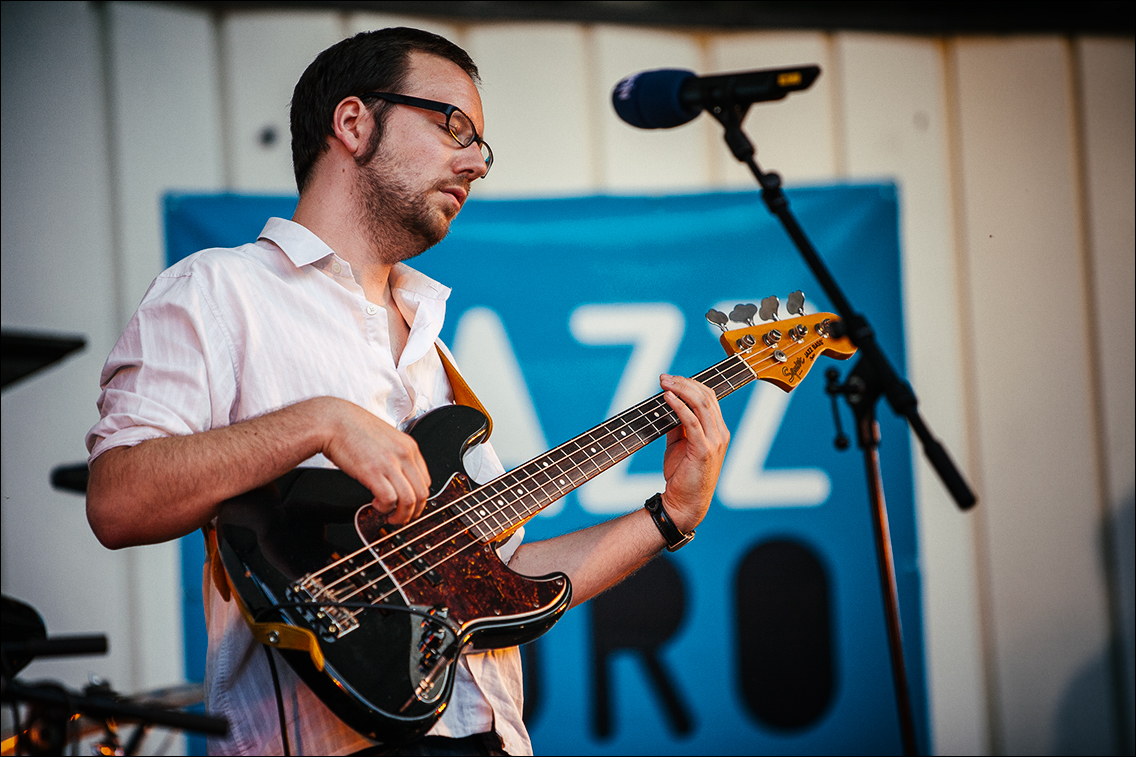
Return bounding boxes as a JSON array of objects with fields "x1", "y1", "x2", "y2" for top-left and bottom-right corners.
[
  {"x1": 86, "y1": 396, "x2": 431, "y2": 549},
  {"x1": 320, "y1": 398, "x2": 432, "y2": 524}
]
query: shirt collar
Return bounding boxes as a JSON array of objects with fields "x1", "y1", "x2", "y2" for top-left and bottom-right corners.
[
  {"x1": 257, "y1": 217, "x2": 452, "y2": 305},
  {"x1": 257, "y1": 217, "x2": 336, "y2": 268}
]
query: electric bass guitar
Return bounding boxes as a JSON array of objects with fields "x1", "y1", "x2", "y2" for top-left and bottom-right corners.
[{"x1": 213, "y1": 299, "x2": 855, "y2": 744}]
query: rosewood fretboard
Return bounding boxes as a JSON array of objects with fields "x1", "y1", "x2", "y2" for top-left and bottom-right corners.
[{"x1": 455, "y1": 352, "x2": 758, "y2": 542}]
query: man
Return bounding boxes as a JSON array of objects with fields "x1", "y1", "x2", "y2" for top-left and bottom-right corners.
[{"x1": 86, "y1": 28, "x2": 728, "y2": 756}]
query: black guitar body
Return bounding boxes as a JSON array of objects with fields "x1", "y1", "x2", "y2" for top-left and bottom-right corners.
[{"x1": 215, "y1": 405, "x2": 572, "y2": 745}]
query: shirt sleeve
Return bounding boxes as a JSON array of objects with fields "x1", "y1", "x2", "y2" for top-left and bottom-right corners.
[{"x1": 86, "y1": 266, "x2": 239, "y2": 462}]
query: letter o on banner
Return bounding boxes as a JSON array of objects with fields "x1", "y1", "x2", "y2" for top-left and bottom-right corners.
[{"x1": 735, "y1": 538, "x2": 835, "y2": 730}]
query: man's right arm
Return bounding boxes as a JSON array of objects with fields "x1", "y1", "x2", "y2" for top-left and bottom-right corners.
[{"x1": 87, "y1": 396, "x2": 431, "y2": 549}]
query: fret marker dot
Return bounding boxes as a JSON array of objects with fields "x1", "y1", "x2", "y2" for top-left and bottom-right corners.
[
  {"x1": 516, "y1": 488, "x2": 524, "y2": 494},
  {"x1": 558, "y1": 478, "x2": 565, "y2": 485},
  {"x1": 479, "y1": 509, "x2": 487, "y2": 516},
  {"x1": 590, "y1": 447, "x2": 596, "y2": 453}
]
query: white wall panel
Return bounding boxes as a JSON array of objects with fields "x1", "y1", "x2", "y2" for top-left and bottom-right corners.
[
  {"x1": 1076, "y1": 36, "x2": 1136, "y2": 751},
  {"x1": 0, "y1": 0, "x2": 137, "y2": 696},
  {"x1": 708, "y1": 32, "x2": 839, "y2": 185},
  {"x1": 953, "y1": 37, "x2": 1115, "y2": 754},
  {"x1": 592, "y1": 26, "x2": 715, "y2": 192},
  {"x1": 465, "y1": 23, "x2": 595, "y2": 196},
  {"x1": 107, "y1": 1, "x2": 224, "y2": 323},
  {"x1": 222, "y1": 11, "x2": 346, "y2": 192},
  {"x1": 838, "y1": 33, "x2": 988, "y2": 756},
  {"x1": 102, "y1": 0, "x2": 226, "y2": 706}
]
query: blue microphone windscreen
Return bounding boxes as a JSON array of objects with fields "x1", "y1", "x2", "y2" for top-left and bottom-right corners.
[{"x1": 611, "y1": 69, "x2": 699, "y2": 129}]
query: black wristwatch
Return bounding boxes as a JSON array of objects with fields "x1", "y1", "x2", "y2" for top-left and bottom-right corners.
[{"x1": 644, "y1": 493, "x2": 695, "y2": 552}]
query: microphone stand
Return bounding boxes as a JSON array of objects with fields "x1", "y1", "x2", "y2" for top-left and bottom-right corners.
[{"x1": 708, "y1": 103, "x2": 977, "y2": 756}]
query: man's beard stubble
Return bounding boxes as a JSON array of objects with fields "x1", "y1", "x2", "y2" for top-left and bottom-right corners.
[{"x1": 355, "y1": 156, "x2": 463, "y2": 265}]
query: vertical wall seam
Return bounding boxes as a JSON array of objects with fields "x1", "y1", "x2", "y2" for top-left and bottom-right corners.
[
  {"x1": 96, "y1": 3, "x2": 127, "y2": 332},
  {"x1": 581, "y1": 23, "x2": 605, "y2": 191},
  {"x1": 94, "y1": 1, "x2": 141, "y2": 691},
  {"x1": 695, "y1": 30, "x2": 724, "y2": 189},
  {"x1": 1066, "y1": 34, "x2": 1132, "y2": 757},
  {"x1": 827, "y1": 32, "x2": 847, "y2": 179},
  {"x1": 941, "y1": 35, "x2": 1000, "y2": 757},
  {"x1": 214, "y1": 7, "x2": 235, "y2": 189}
]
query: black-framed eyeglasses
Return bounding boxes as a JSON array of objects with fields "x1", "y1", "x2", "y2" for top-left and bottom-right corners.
[{"x1": 361, "y1": 92, "x2": 493, "y2": 176}]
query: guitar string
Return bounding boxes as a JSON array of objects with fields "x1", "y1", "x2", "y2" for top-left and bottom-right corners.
[
  {"x1": 304, "y1": 346, "x2": 761, "y2": 589},
  {"x1": 318, "y1": 335, "x2": 827, "y2": 610},
  {"x1": 309, "y1": 332, "x2": 827, "y2": 606},
  {"x1": 309, "y1": 349, "x2": 764, "y2": 605},
  {"x1": 325, "y1": 352, "x2": 765, "y2": 612},
  {"x1": 319, "y1": 355, "x2": 753, "y2": 606},
  {"x1": 311, "y1": 332, "x2": 827, "y2": 613},
  {"x1": 303, "y1": 324, "x2": 820, "y2": 588},
  {"x1": 324, "y1": 346, "x2": 759, "y2": 576}
]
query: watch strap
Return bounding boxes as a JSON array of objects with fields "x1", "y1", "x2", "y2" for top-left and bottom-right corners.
[{"x1": 644, "y1": 492, "x2": 695, "y2": 552}]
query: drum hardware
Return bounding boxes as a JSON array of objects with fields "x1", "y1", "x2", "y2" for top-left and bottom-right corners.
[{"x1": 1, "y1": 596, "x2": 225, "y2": 756}]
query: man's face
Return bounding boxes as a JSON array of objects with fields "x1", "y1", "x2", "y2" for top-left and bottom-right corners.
[{"x1": 356, "y1": 51, "x2": 488, "y2": 261}]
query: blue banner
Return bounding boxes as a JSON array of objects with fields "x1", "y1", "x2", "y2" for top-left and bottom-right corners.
[{"x1": 167, "y1": 186, "x2": 926, "y2": 755}]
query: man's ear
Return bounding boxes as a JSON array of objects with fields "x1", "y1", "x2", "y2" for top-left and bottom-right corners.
[{"x1": 330, "y1": 96, "x2": 372, "y2": 156}]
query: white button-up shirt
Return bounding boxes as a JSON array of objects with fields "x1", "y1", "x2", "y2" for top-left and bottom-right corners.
[{"x1": 87, "y1": 218, "x2": 529, "y2": 756}]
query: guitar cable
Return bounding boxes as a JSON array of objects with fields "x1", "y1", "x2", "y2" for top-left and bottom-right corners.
[
  {"x1": 263, "y1": 645, "x2": 291, "y2": 757},
  {"x1": 253, "y1": 600, "x2": 462, "y2": 757}
]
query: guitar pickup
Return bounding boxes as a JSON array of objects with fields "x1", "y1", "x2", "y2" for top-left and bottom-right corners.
[
  {"x1": 386, "y1": 531, "x2": 444, "y2": 587},
  {"x1": 290, "y1": 574, "x2": 360, "y2": 640}
]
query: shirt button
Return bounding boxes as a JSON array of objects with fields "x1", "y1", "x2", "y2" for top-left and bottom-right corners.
[
  {"x1": 366, "y1": 304, "x2": 378, "y2": 316},
  {"x1": 332, "y1": 262, "x2": 342, "y2": 274}
]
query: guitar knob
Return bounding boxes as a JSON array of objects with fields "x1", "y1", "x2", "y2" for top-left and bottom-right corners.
[
  {"x1": 786, "y1": 290, "x2": 806, "y2": 316},
  {"x1": 758, "y1": 296, "x2": 780, "y2": 322},
  {"x1": 705, "y1": 309, "x2": 729, "y2": 333},
  {"x1": 729, "y1": 303, "x2": 758, "y2": 326}
]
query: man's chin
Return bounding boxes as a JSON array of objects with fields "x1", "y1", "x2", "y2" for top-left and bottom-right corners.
[{"x1": 403, "y1": 218, "x2": 451, "y2": 258}]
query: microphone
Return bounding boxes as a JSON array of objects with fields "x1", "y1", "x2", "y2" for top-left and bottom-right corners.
[{"x1": 612, "y1": 65, "x2": 820, "y2": 129}]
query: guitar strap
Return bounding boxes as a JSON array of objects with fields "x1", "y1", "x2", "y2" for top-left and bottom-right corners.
[
  {"x1": 205, "y1": 344, "x2": 492, "y2": 609},
  {"x1": 434, "y1": 343, "x2": 493, "y2": 441}
]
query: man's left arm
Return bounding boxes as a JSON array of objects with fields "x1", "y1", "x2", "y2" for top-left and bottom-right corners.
[{"x1": 506, "y1": 374, "x2": 729, "y2": 608}]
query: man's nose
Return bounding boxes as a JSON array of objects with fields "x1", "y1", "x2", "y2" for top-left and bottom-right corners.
[{"x1": 456, "y1": 142, "x2": 489, "y2": 180}]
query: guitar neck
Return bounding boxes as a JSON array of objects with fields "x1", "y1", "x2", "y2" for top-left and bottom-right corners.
[{"x1": 460, "y1": 352, "x2": 757, "y2": 542}]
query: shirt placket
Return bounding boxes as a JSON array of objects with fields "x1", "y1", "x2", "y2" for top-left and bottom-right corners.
[{"x1": 328, "y1": 255, "x2": 418, "y2": 423}]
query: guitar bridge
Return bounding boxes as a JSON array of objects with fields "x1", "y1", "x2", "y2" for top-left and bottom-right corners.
[{"x1": 290, "y1": 574, "x2": 360, "y2": 640}]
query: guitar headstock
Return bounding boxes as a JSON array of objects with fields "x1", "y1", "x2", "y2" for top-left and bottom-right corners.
[{"x1": 711, "y1": 306, "x2": 857, "y2": 392}]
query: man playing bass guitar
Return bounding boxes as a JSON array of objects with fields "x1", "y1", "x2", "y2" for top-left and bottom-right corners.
[{"x1": 85, "y1": 27, "x2": 729, "y2": 756}]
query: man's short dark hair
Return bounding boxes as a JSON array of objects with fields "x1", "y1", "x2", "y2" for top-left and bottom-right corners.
[{"x1": 290, "y1": 27, "x2": 480, "y2": 193}]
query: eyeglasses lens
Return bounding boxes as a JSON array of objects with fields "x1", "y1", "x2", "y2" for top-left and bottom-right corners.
[{"x1": 448, "y1": 110, "x2": 492, "y2": 170}]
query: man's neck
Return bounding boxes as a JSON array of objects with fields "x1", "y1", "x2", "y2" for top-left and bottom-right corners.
[
  {"x1": 292, "y1": 188, "x2": 405, "y2": 306},
  {"x1": 292, "y1": 189, "x2": 414, "y2": 364}
]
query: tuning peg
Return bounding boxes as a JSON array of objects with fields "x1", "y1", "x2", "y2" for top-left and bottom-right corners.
[
  {"x1": 729, "y1": 303, "x2": 758, "y2": 326},
  {"x1": 735, "y1": 333, "x2": 756, "y2": 350},
  {"x1": 705, "y1": 309, "x2": 729, "y2": 332},
  {"x1": 758, "y1": 296, "x2": 780, "y2": 322},
  {"x1": 787, "y1": 290, "x2": 806, "y2": 316}
]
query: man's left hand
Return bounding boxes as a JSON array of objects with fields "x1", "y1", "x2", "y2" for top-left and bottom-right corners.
[{"x1": 658, "y1": 374, "x2": 730, "y2": 534}]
